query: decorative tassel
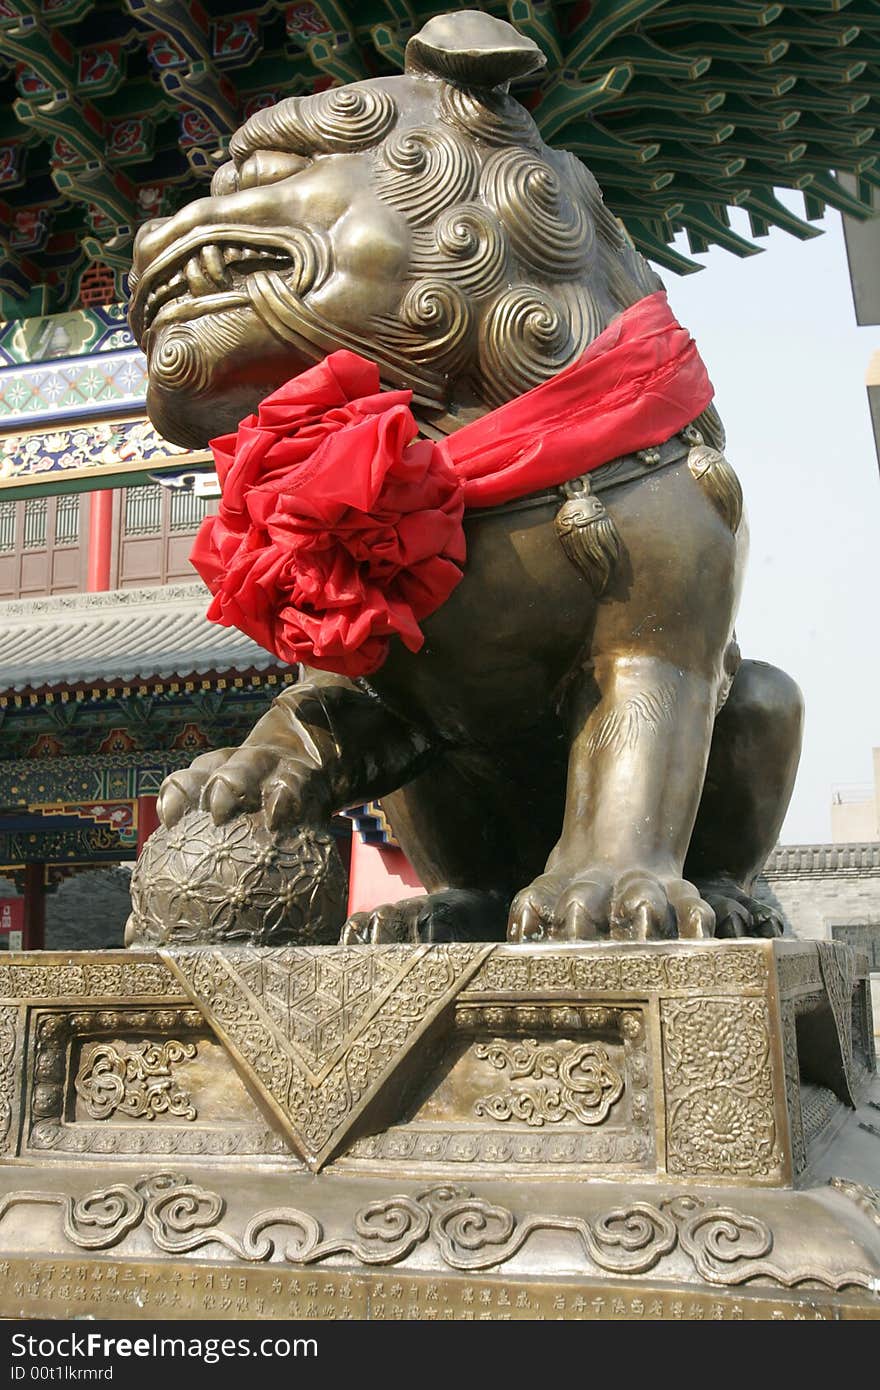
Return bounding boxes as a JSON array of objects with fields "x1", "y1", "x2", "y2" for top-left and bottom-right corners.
[
  {"x1": 555, "y1": 476, "x2": 621, "y2": 595},
  {"x1": 687, "y1": 444, "x2": 743, "y2": 535}
]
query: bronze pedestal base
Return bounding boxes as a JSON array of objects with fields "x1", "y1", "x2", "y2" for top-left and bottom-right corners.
[{"x1": 0, "y1": 940, "x2": 876, "y2": 1320}]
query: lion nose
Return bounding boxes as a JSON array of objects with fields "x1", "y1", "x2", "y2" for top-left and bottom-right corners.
[{"x1": 132, "y1": 188, "x2": 275, "y2": 275}]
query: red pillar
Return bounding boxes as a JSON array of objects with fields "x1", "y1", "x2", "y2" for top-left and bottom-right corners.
[
  {"x1": 137, "y1": 795, "x2": 160, "y2": 855},
  {"x1": 86, "y1": 488, "x2": 114, "y2": 592},
  {"x1": 22, "y1": 863, "x2": 45, "y2": 951}
]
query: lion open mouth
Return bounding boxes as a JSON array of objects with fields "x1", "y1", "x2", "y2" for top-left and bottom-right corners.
[{"x1": 130, "y1": 228, "x2": 307, "y2": 342}]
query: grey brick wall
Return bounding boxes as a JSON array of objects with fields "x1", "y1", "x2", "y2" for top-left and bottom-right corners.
[
  {"x1": 756, "y1": 871, "x2": 880, "y2": 941},
  {"x1": 0, "y1": 868, "x2": 131, "y2": 950},
  {"x1": 756, "y1": 857, "x2": 880, "y2": 1028}
]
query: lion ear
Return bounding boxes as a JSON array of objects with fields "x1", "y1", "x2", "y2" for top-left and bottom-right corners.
[{"x1": 405, "y1": 10, "x2": 546, "y2": 90}]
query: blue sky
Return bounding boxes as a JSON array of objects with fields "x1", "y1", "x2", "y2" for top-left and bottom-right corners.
[{"x1": 657, "y1": 200, "x2": 880, "y2": 844}]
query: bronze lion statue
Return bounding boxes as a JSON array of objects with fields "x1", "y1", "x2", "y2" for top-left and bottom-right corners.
[{"x1": 127, "y1": 10, "x2": 802, "y2": 947}]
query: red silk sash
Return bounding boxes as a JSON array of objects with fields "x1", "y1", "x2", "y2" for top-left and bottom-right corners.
[
  {"x1": 191, "y1": 291, "x2": 713, "y2": 678},
  {"x1": 442, "y1": 290, "x2": 713, "y2": 507}
]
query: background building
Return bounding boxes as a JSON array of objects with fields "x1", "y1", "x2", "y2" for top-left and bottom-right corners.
[
  {"x1": 0, "y1": 297, "x2": 306, "y2": 945},
  {"x1": 842, "y1": 178, "x2": 880, "y2": 468},
  {"x1": 831, "y1": 748, "x2": 880, "y2": 843},
  {"x1": 758, "y1": 755, "x2": 880, "y2": 1026}
]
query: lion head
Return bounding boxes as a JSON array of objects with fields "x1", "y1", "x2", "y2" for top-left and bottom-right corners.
[{"x1": 129, "y1": 10, "x2": 663, "y2": 450}]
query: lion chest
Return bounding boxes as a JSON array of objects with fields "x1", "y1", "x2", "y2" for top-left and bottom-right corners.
[{"x1": 369, "y1": 502, "x2": 596, "y2": 739}]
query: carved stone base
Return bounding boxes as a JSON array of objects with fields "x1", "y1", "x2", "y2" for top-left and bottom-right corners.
[{"x1": 0, "y1": 940, "x2": 876, "y2": 1320}]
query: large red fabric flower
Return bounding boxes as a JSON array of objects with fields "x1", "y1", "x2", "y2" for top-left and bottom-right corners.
[
  {"x1": 189, "y1": 351, "x2": 466, "y2": 678},
  {"x1": 192, "y1": 293, "x2": 713, "y2": 678}
]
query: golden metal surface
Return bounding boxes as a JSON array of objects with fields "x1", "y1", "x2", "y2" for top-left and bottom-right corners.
[
  {"x1": 128, "y1": 9, "x2": 801, "y2": 955},
  {"x1": 0, "y1": 942, "x2": 870, "y2": 1184},
  {"x1": 0, "y1": 941, "x2": 875, "y2": 1319},
  {"x1": 0, "y1": 1161, "x2": 877, "y2": 1319},
  {"x1": 1, "y1": 1256, "x2": 875, "y2": 1321}
]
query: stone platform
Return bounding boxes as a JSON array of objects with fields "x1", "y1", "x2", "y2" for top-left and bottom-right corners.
[{"x1": 0, "y1": 939, "x2": 877, "y2": 1319}]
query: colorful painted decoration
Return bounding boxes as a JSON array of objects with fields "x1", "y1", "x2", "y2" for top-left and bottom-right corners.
[
  {"x1": 212, "y1": 17, "x2": 261, "y2": 68},
  {"x1": 284, "y1": 3, "x2": 332, "y2": 46},
  {"x1": 0, "y1": 347, "x2": 147, "y2": 426},
  {"x1": 10, "y1": 209, "x2": 50, "y2": 253},
  {"x1": 0, "y1": 144, "x2": 25, "y2": 189},
  {"x1": 32, "y1": 801, "x2": 138, "y2": 849},
  {"x1": 0, "y1": 415, "x2": 188, "y2": 486},
  {"x1": 0, "y1": 305, "x2": 134, "y2": 367},
  {"x1": 77, "y1": 44, "x2": 124, "y2": 96},
  {"x1": 106, "y1": 118, "x2": 154, "y2": 164},
  {"x1": 145, "y1": 34, "x2": 188, "y2": 71}
]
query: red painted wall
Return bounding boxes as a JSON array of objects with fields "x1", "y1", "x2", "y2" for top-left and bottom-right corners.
[{"x1": 347, "y1": 837, "x2": 425, "y2": 917}]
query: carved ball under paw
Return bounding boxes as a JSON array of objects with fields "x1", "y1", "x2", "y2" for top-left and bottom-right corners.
[{"x1": 125, "y1": 808, "x2": 348, "y2": 947}]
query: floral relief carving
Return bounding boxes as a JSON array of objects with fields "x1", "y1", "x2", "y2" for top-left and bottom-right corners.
[
  {"x1": 75, "y1": 1040, "x2": 198, "y2": 1122},
  {"x1": 163, "y1": 944, "x2": 492, "y2": 1168},
  {"x1": 0, "y1": 959, "x2": 184, "y2": 1002},
  {"x1": 344, "y1": 1006, "x2": 650, "y2": 1168},
  {"x1": 464, "y1": 946, "x2": 768, "y2": 996},
  {"x1": 25, "y1": 1009, "x2": 290, "y2": 1160},
  {"x1": 781, "y1": 1003, "x2": 806, "y2": 1174},
  {"x1": 343, "y1": 1125, "x2": 650, "y2": 1167},
  {"x1": 661, "y1": 997, "x2": 779, "y2": 1179},
  {"x1": 0, "y1": 1008, "x2": 18, "y2": 1153},
  {"x1": 129, "y1": 810, "x2": 348, "y2": 947},
  {"x1": 775, "y1": 949, "x2": 821, "y2": 996},
  {"x1": 473, "y1": 1038, "x2": 624, "y2": 1127}
]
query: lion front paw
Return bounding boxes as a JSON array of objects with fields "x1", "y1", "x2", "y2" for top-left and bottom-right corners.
[
  {"x1": 156, "y1": 743, "x2": 331, "y2": 831},
  {"x1": 508, "y1": 867, "x2": 715, "y2": 943}
]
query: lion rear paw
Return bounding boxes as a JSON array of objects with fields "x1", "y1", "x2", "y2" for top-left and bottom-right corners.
[
  {"x1": 695, "y1": 877, "x2": 783, "y2": 939},
  {"x1": 342, "y1": 889, "x2": 508, "y2": 944}
]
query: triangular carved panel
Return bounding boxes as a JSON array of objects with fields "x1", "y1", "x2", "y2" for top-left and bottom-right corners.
[{"x1": 161, "y1": 944, "x2": 493, "y2": 1170}]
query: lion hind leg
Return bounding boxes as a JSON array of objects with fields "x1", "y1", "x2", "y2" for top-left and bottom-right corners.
[{"x1": 685, "y1": 658, "x2": 803, "y2": 937}]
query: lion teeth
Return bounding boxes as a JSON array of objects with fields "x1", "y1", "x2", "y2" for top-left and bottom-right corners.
[
  {"x1": 139, "y1": 240, "x2": 290, "y2": 329},
  {"x1": 200, "y1": 244, "x2": 227, "y2": 286},
  {"x1": 185, "y1": 256, "x2": 213, "y2": 295}
]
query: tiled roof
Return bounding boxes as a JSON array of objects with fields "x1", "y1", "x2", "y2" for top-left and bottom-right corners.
[
  {"x1": 764, "y1": 843, "x2": 880, "y2": 877},
  {"x1": 0, "y1": 583, "x2": 277, "y2": 692}
]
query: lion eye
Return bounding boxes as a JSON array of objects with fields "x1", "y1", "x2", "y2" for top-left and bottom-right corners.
[{"x1": 238, "y1": 150, "x2": 311, "y2": 190}]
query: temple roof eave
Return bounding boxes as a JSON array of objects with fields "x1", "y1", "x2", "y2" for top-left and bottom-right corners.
[
  {"x1": 0, "y1": 581, "x2": 285, "y2": 693},
  {"x1": 763, "y1": 842, "x2": 880, "y2": 877}
]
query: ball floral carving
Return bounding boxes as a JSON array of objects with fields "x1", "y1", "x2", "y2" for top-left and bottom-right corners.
[{"x1": 126, "y1": 809, "x2": 347, "y2": 947}]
